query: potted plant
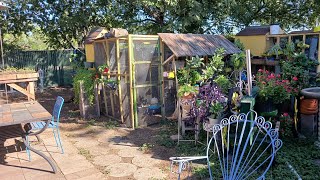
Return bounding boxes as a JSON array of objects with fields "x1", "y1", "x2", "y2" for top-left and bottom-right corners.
[
  {"x1": 267, "y1": 44, "x2": 282, "y2": 60},
  {"x1": 255, "y1": 69, "x2": 295, "y2": 113},
  {"x1": 208, "y1": 101, "x2": 224, "y2": 125},
  {"x1": 178, "y1": 84, "x2": 197, "y2": 99}
]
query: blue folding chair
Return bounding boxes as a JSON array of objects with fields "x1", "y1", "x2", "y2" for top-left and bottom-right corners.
[
  {"x1": 170, "y1": 111, "x2": 282, "y2": 179},
  {"x1": 26, "y1": 96, "x2": 64, "y2": 160}
]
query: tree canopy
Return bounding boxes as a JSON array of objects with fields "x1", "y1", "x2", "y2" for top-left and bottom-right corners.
[{"x1": 0, "y1": 0, "x2": 320, "y2": 50}]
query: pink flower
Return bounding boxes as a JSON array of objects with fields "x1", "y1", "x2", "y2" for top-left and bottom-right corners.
[
  {"x1": 277, "y1": 74, "x2": 281, "y2": 78},
  {"x1": 292, "y1": 76, "x2": 298, "y2": 81},
  {"x1": 267, "y1": 73, "x2": 275, "y2": 79},
  {"x1": 283, "y1": 112, "x2": 289, "y2": 117},
  {"x1": 258, "y1": 69, "x2": 263, "y2": 72}
]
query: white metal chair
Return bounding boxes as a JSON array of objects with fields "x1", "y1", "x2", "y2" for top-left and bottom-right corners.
[{"x1": 170, "y1": 110, "x2": 282, "y2": 179}]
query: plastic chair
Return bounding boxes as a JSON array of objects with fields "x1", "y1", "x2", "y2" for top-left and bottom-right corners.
[
  {"x1": 26, "y1": 96, "x2": 64, "y2": 160},
  {"x1": 169, "y1": 110, "x2": 282, "y2": 179}
]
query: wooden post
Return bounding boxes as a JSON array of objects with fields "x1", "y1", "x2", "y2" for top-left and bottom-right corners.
[
  {"x1": 302, "y1": 35, "x2": 306, "y2": 53},
  {"x1": 246, "y1": 49, "x2": 252, "y2": 96},
  {"x1": 128, "y1": 35, "x2": 135, "y2": 129},
  {"x1": 94, "y1": 82, "x2": 100, "y2": 117},
  {"x1": 116, "y1": 38, "x2": 124, "y2": 123},
  {"x1": 79, "y1": 81, "x2": 86, "y2": 118},
  {"x1": 160, "y1": 40, "x2": 165, "y2": 119},
  {"x1": 102, "y1": 82, "x2": 108, "y2": 115},
  {"x1": 173, "y1": 57, "x2": 181, "y2": 144},
  {"x1": 317, "y1": 34, "x2": 320, "y2": 73}
]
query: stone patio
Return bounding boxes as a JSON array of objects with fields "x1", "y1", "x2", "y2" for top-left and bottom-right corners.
[{"x1": 0, "y1": 124, "x2": 168, "y2": 180}]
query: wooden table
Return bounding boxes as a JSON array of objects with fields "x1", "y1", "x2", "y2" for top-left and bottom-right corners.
[
  {"x1": 0, "y1": 101, "x2": 57, "y2": 173},
  {"x1": 0, "y1": 72, "x2": 39, "y2": 101}
]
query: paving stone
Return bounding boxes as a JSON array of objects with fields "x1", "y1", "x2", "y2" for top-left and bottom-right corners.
[
  {"x1": 65, "y1": 167, "x2": 103, "y2": 180},
  {"x1": 105, "y1": 163, "x2": 137, "y2": 178},
  {"x1": 117, "y1": 147, "x2": 143, "y2": 158},
  {"x1": 89, "y1": 145, "x2": 109, "y2": 156},
  {"x1": 59, "y1": 159, "x2": 95, "y2": 175},
  {"x1": 0, "y1": 173, "x2": 25, "y2": 180},
  {"x1": 133, "y1": 167, "x2": 166, "y2": 180},
  {"x1": 92, "y1": 155, "x2": 121, "y2": 167},
  {"x1": 132, "y1": 155, "x2": 160, "y2": 168},
  {"x1": 73, "y1": 138, "x2": 100, "y2": 149}
]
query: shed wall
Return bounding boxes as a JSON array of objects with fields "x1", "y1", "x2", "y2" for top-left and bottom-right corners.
[{"x1": 235, "y1": 35, "x2": 266, "y2": 56}]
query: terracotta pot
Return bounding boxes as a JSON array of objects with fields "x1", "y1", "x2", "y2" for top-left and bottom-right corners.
[
  {"x1": 300, "y1": 99, "x2": 318, "y2": 114},
  {"x1": 182, "y1": 93, "x2": 194, "y2": 99}
]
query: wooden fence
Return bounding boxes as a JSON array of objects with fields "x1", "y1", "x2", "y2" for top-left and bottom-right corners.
[{"x1": 4, "y1": 50, "x2": 84, "y2": 87}]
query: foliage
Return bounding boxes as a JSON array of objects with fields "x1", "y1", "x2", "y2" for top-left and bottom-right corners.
[
  {"x1": 203, "y1": 48, "x2": 225, "y2": 80},
  {"x1": 296, "y1": 41, "x2": 310, "y2": 52},
  {"x1": 282, "y1": 42, "x2": 296, "y2": 60},
  {"x1": 73, "y1": 69, "x2": 96, "y2": 105},
  {"x1": 231, "y1": 52, "x2": 246, "y2": 70},
  {"x1": 234, "y1": 39, "x2": 245, "y2": 51},
  {"x1": 186, "y1": 56, "x2": 204, "y2": 68},
  {"x1": 278, "y1": 113, "x2": 294, "y2": 138},
  {"x1": 214, "y1": 75, "x2": 231, "y2": 94},
  {"x1": 138, "y1": 143, "x2": 154, "y2": 153},
  {"x1": 209, "y1": 101, "x2": 224, "y2": 119},
  {"x1": 0, "y1": 66, "x2": 35, "y2": 73},
  {"x1": 281, "y1": 54, "x2": 319, "y2": 93},
  {"x1": 177, "y1": 56, "x2": 204, "y2": 86},
  {"x1": 2, "y1": 0, "x2": 320, "y2": 50},
  {"x1": 256, "y1": 69, "x2": 296, "y2": 104},
  {"x1": 104, "y1": 120, "x2": 120, "y2": 129},
  {"x1": 177, "y1": 84, "x2": 197, "y2": 97},
  {"x1": 267, "y1": 44, "x2": 282, "y2": 58}
]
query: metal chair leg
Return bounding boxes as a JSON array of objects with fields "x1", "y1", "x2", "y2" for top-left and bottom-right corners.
[
  {"x1": 25, "y1": 135, "x2": 31, "y2": 161},
  {"x1": 56, "y1": 128, "x2": 64, "y2": 154}
]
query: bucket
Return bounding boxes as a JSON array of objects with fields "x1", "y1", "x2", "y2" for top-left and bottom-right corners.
[{"x1": 270, "y1": 24, "x2": 281, "y2": 35}]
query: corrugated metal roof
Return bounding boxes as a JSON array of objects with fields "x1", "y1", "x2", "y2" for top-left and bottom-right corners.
[
  {"x1": 158, "y1": 33, "x2": 241, "y2": 57},
  {"x1": 85, "y1": 27, "x2": 106, "y2": 44},
  {"x1": 236, "y1": 26, "x2": 270, "y2": 36}
]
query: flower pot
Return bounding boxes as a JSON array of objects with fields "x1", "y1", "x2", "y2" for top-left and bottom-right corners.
[
  {"x1": 168, "y1": 71, "x2": 175, "y2": 79},
  {"x1": 182, "y1": 93, "x2": 194, "y2": 99},
  {"x1": 163, "y1": 72, "x2": 168, "y2": 77},
  {"x1": 300, "y1": 99, "x2": 318, "y2": 114},
  {"x1": 208, "y1": 117, "x2": 220, "y2": 125},
  {"x1": 255, "y1": 99, "x2": 277, "y2": 114}
]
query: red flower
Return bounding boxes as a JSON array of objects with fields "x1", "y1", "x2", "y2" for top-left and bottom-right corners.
[
  {"x1": 267, "y1": 73, "x2": 275, "y2": 79},
  {"x1": 283, "y1": 112, "x2": 289, "y2": 117},
  {"x1": 104, "y1": 68, "x2": 109, "y2": 73},
  {"x1": 277, "y1": 74, "x2": 281, "y2": 78},
  {"x1": 292, "y1": 76, "x2": 298, "y2": 81}
]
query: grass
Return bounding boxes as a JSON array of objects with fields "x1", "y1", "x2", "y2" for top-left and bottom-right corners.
[
  {"x1": 155, "y1": 119, "x2": 320, "y2": 179},
  {"x1": 78, "y1": 147, "x2": 93, "y2": 160},
  {"x1": 104, "y1": 120, "x2": 120, "y2": 129},
  {"x1": 138, "y1": 143, "x2": 154, "y2": 153}
]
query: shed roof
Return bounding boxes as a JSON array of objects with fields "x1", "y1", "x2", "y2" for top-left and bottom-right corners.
[
  {"x1": 85, "y1": 27, "x2": 107, "y2": 44},
  {"x1": 289, "y1": 30, "x2": 314, "y2": 34},
  {"x1": 236, "y1": 26, "x2": 270, "y2": 36},
  {"x1": 158, "y1": 33, "x2": 241, "y2": 57}
]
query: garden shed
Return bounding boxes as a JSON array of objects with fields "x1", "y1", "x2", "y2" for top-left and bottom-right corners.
[
  {"x1": 158, "y1": 33, "x2": 242, "y2": 117},
  {"x1": 88, "y1": 33, "x2": 241, "y2": 128}
]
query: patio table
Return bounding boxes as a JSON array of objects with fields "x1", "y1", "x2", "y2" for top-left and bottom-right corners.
[{"x1": 0, "y1": 101, "x2": 57, "y2": 173}]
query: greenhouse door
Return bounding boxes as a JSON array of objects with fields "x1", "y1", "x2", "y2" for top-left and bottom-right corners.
[{"x1": 130, "y1": 35, "x2": 161, "y2": 127}]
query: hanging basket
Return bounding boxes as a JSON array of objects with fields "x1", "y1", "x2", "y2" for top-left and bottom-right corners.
[{"x1": 300, "y1": 99, "x2": 318, "y2": 114}]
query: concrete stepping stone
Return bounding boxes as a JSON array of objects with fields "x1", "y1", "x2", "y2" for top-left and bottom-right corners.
[
  {"x1": 105, "y1": 163, "x2": 137, "y2": 178},
  {"x1": 133, "y1": 167, "x2": 166, "y2": 180},
  {"x1": 89, "y1": 145, "x2": 109, "y2": 156},
  {"x1": 132, "y1": 155, "x2": 160, "y2": 168},
  {"x1": 92, "y1": 155, "x2": 121, "y2": 167},
  {"x1": 117, "y1": 147, "x2": 143, "y2": 158}
]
